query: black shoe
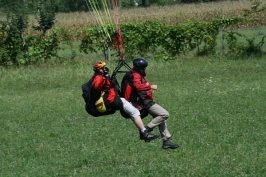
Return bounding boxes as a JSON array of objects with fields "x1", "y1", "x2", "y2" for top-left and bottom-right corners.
[
  {"x1": 142, "y1": 130, "x2": 160, "y2": 142},
  {"x1": 162, "y1": 140, "x2": 179, "y2": 149},
  {"x1": 139, "y1": 126, "x2": 153, "y2": 140},
  {"x1": 139, "y1": 128, "x2": 160, "y2": 142}
]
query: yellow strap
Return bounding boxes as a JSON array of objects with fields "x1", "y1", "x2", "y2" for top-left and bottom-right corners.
[{"x1": 95, "y1": 91, "x2": 107, "y2": 113}]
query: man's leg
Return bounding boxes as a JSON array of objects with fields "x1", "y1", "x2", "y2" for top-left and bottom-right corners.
[
  {"x1": 121, "y1": 98, "x2": 160, "y2": 142},
  {"x1": 147, "y1": 103, "x2": 179, "y2": 149},
  {"x1": 147, "y1": 103, "x2": 171, "y2": 140}
]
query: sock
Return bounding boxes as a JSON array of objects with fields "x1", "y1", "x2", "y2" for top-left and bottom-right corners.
[{"x1": 141, "y1": 128, "x2": 147, "y2": 133}]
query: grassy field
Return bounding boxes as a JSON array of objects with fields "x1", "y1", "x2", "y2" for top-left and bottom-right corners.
[
  {"x1": 1, "y1": 1, "x2": 266, "y2": 176},
  {"x1": 1, "y1": 54, "x2": 266, "y2": 176}
]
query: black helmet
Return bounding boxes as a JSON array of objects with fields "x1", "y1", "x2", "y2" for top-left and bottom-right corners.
[{"x1": 133, "y1": 58, "x2": 148, "y2": 70}]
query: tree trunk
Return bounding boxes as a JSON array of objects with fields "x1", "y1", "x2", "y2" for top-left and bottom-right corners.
[{"x1": 142, "y1": 0, "x2": 145, "y2": 6}]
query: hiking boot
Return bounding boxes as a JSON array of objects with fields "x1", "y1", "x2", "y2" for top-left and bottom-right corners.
[
  {"x1": 139, "y1": 126, "x2": 159, "y2": 142},
  {"x1": 141, "y1": 130, "x2": 160, "y2": 142},
  {"x1": 139, "y1": 126, "x2": 155, "y2": 141},
  {"x1": 162, "y1": 139, "x2": 179, "y2": 149}
]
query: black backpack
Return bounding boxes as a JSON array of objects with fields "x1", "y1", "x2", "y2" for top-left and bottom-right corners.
[
  {"x1": 119, "y1": 71, "x2": 149, "y2": 119},
  {"x1": 82, "y1": 75, "x2": 115, "y2": 117}
]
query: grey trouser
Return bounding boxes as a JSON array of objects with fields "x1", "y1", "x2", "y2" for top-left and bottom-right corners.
[
  {"x1": 147, "y1": 103, "x2": 171, "y2": 141},
  {"x1": 121, "y1": 98, "x2": 140, "y2": 120}
]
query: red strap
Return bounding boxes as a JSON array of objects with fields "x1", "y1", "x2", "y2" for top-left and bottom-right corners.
[{"x1": 115, "y1": 30, "x2": 124, "y2": 57}]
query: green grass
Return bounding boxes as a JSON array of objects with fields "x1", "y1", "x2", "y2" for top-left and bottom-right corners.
[{"x1": 1, "y1": 55, "x2": 266, "y2": 176}]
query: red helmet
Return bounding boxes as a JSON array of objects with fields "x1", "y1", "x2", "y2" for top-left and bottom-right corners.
[{"x1": 93, "y1": 61, "x2": 106, "y2": 72}]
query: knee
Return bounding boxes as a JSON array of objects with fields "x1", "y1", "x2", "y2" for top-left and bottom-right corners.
[
  {"x1": 161, "y1": 111, "x2": 169, "y2": 120},
  {"x1": 131, "y1": 110, "x2": 141, "y2": 121},
  {"x1": 120, "y1": 98, "x2": 140, "y2": 119}
]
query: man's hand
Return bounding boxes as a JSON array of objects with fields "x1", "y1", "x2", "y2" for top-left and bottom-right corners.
[
  {"x1": 103, "y1": 67, "x2": 110, "y2": 79},
  {"x1": 151, "y1": 85, "x2": 158, "y2": 90}
]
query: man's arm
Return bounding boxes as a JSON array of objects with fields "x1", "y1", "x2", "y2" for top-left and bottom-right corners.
[
  {"x1": 151, "y1": 85, "x2": 157, "y2": 90},
  {"x1": 92, "y1": 75, "x2": 105, "y2": 90},
  {"x1": 132, "y1": 73, "x2": 151, "y2": 91}
]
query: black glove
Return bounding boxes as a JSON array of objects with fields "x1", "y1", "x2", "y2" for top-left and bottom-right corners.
[{"x1": 103, "y1": 67, "x2": 110, "y2": 79}]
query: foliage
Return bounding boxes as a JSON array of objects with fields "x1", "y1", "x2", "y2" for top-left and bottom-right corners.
[
  {"x1": 224, "y1": 0, "x2": 266, "y2": 58},
  {"x1": 226, "y1": 31, "x2": 266, "y2": 58},
  {"x1": 78, "y1": 28, "x2": 102, "y2": 54},
  {"x1": 243, "y1": 1, "x2": 266, "y2": 18},
  {"x1": 0, "y1": 0, "x2": 77, "y2": 66},
  {"x1": 23, "y1": 27, "x2": 77, "y2": 65},
  {"x1": 79, "y1": 18, "x2": 247, "y2": 60},
  {"x1": 60, "y1": 0, "x2": 87, "y2": 12},
  {"x1": 0, "y1": 12, "x2": 28, "y2": 66},
  {"x1": 0, "y1": 0, "x2": 235, "y2": 13},
  {"x1": 0, "y1": 0, "x2": 61, "y2": 13},
  {"x1": 0, "y1": 16, "x2": 263, "y2": 67},
  {"x1": 1, "y1": 0, "x2": 266, "y2": 66},
  {"x1": 33, "y1": 0, "x2": 57, "y2": 36},
  {"x1": 24, "y1": 31, "x2": 59, "y2": 63}
]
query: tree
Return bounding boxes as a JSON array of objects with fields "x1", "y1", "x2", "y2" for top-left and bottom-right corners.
[
  {"x1": 141, "y1": 0, "x2": 149, "y2": 7},
  {"x1": 60, "y1": 0, "x2": 87, "y2": 12},
  {"x1": 33, "y1": 0, "x2": 57, "y2": 36}
]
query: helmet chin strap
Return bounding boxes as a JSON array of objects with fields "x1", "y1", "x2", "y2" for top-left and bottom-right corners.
[
  {"x1": 139, "y1": 69, "x2": 146, "y2": 77},
  {"x1": 95, "y1": 69, "x2": 104, "y2": 75},
  {"x1": 133, "y1": 67, "x2": 146, "y2": 76}
]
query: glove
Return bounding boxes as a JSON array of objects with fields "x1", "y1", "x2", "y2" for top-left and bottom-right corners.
[
  {"x1": 104, "y1": 73, "x2": 111, "y2": 79},
  {"x1": 103, "y1": 67, "x2": 110, "y2": 79}
]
